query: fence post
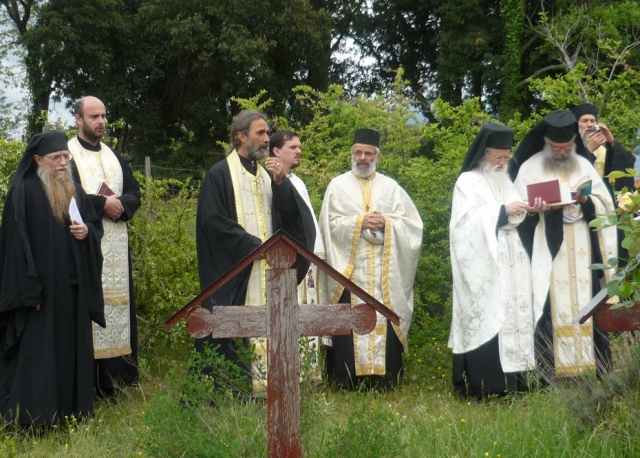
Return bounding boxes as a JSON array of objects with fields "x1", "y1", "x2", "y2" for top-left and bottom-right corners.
[{"x1": 145, "y1": 156, "x2": 151, "y2": 182}]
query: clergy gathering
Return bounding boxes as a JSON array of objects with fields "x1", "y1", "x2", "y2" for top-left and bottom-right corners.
[{"x1": 3, "y1": 1, "x2": 640, "y2": 455}]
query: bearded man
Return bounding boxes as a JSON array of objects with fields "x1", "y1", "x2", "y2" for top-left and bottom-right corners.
[
  {"x1": 320, "y1": 128, "x2": 423, "y2": 390},
  {"x1": 449, "y1": 123, "x2": 548, "y2": 397},
  {"x1": 195, "y1": 111, "x2": 315, "y2": 393},
  {"x1": 68, "y1": 96, "x2": 141, "y2": 397},
  {"x1": 571, "y1": 103, "x2": 635, "y2": 196},
  {"x1": 0, "y1": 131, "x2": 104, "y2": 425},
  {"x1": 511, "y1": 110, "x2": 617, "y2": 383}
]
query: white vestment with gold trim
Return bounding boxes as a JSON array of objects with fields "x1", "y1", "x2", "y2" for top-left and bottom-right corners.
[
  {"x1": 225, "y1": 151, "x2": 273, "y2": 392},
  {"x1": 320, "y1": 171, "x2": 422, "y2": 376},
  {"x1": 514, "y1": 153, "x2": 617, "y2": 377},
  {"x1": 68, "y1": 137, "x2": 131, "y2": 359}
]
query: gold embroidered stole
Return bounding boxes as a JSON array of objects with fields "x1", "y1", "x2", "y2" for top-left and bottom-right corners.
[
  {"x1": 351, "y1": 173, "x2": 396, "y2": 376},
  {"x1": 550, "y1": 170, "x2": 595, "y2": 376},
  {"x1": 68, "y1": 137, "x2": 132, "y2": 359},
  {"x1": 226, "y1": 151, "x2": 273, "y2": 391}
]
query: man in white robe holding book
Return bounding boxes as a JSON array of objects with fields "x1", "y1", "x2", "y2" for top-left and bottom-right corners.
[
  {"x1": 449, "y1": 123, "x2": 547, "y2": 397},
  {"x1": 511, "y1": 110, "x2": 617, "y2": 383}
]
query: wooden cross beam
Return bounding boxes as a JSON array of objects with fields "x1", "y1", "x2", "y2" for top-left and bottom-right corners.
[{"x1": 165, "y1": 231, "x2": 400, "y2": 458}]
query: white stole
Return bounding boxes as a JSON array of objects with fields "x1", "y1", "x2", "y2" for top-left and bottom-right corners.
[
  {"x1": 68, "y1": 137, "x2": 132, "y2": 359},
  {"x1": 226, "y1": 150, "x2": 273, "y2": 391}
]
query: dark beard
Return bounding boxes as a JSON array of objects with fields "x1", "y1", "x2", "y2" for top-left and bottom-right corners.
[
  {"x1": 82, "y1": 124, "x2": 102, "y2": 144},
  {"x1": 37, "y1": 164, "x2": 77, "y2": 224}
]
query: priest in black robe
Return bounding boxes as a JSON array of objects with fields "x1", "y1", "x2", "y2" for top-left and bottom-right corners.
[
  {"x1": 195, "y1": 110, "x2": 315, "y2": 393},
  {"x1": 0, "y1": 130, "x2": 105, "y2": 426}
]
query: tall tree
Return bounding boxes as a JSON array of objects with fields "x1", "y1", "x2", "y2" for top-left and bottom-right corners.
[{"x1": 0, "y1": 0, "x2": 52, "y2": 135}]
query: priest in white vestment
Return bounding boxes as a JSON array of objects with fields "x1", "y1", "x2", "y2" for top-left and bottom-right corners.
[
  {"x1": 449, "y1": 123, "x2": 548, "y2": 397},
  {"x1": 320, "y1": 128, "x2": 423, "y2": 390},
  {"x1": 512, "y1": 110, "x2": 617, "y2": 383},
  {"x1": 69, "y1": 96, "x2": 141, "y2": 397}
]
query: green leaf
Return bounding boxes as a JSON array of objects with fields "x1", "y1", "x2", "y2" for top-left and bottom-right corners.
[
  {"x1": 588, "y1": 263, "x2": 608, "y2": 270},
  {"x1": 618, "y1": 281, "x2": 635, "y2": 297},
  {"x1": 608, "y1": 170, "x2": 632, "y2": 179},
  {"x1": 622, "y1": 237, "x2": 634, "y2": 249}
]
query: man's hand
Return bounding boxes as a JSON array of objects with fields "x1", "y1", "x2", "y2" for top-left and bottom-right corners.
[
  {"x1": 585, "y1": 123, "x2": 614, "y2": 151},
  {"x1": 597, "y1": 123, "x2": 615, "y2": 145},
  {"x1": 103, "y1": 195, "x2": 124, "y2": 221},
  {"x1": 526, "y1": 197, "x2": 551, "y2": 213},
  {"x1": 362, "y1": 211, "x2": 385, "y2": 231},
  {"x1": 506, "y1": 201, "x2": 529, "y2": 216},
  {"x1": 265, "y1": 157, "x2": 285, "y2": 185},
  {"x1": 70, "y1": 220, "x2": 89, "y2": 240}
]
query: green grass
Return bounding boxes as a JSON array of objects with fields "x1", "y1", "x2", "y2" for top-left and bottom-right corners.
[{"x1": 2, "y1": 338, "x2": 640, "y2": 457}]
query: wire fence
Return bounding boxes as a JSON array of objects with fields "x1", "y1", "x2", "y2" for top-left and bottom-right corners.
[{"x1": 131, "y1": 160, "x2": 206, "y2": 183}]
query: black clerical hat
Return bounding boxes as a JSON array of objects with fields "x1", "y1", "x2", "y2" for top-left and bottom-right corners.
[
  {"x1": 510, "y1": 110, "x2": 590, "y2": 181},
  {"x1": 459, "y1": 123, "x2": 513, "y2": 174},
  {"x1": 543, "y1": 110, "x2": 577, "y2": 143},
  {"x1": 26, "y1": 130, "x2": 70, "y2": 157},
  {"x1": 571, "y1": 103, "x2": 598, "y2": 122},
  {"x1": 353, "y1": 128, "x2": 380, "y2": 148}
]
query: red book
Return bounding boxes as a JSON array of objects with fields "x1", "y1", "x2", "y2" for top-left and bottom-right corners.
[
  {"x1": 526, "y1": 179, "x2": 561, "y2": 206},
  {"x1": 95, "y1": 182, "x2": 115, "y2": 197}
]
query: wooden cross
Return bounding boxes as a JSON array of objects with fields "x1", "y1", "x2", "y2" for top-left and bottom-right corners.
[{"x1": 165, "y1": 231, "x2": 400, "y2": 458}]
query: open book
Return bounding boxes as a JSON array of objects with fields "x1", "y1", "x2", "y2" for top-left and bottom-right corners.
[
  {"x1": 572, "y1": 175, "x2": 592, "y2": 199},
  {"x1": 526, "y1": 176, "x2": 592, "y2": 207}
]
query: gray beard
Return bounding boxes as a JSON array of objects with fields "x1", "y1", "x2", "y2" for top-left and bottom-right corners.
[
  {"x1": 37, "y1": 163, "x2": 76, "y2": 224},
  {"x1": 542, "y1": 144, "x2": 579, "y2": 175},
  {"x1": 351, "y1": 158, "x2": 376, "y2": 178},
  {"x1": 246, "y1": 139, "x2": 269, "y2": 161}
]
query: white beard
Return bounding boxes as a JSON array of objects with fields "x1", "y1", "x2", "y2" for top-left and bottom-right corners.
[{"x1": 479, "y1": 160, "x2": 512, "y2": 189}]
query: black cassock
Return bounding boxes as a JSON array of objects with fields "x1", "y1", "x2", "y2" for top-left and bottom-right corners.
[
  {"x1": 71, "y1": 136, "x2": 141, "y2": 394},
  {"x1": 194, "y1": 155, "x2": 315, "y2": 388},
  {"x1": 0, "y1": 174, "x2": 104, "y2": 425}
]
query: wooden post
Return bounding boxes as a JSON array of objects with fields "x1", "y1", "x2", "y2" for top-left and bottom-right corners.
[{"x1": 145, "y1": 156, "x2": 151, "y2": 182}]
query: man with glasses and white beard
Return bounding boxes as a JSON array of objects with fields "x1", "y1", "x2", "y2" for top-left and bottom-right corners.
[{"x1": 449, "y1": 123, "x2": 548, "y2": 398}]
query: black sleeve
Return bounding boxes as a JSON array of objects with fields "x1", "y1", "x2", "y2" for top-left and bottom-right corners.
[
  {"x1": 270, "y1": 175, "x2": 316, "y2": 284},
  {"x1": 496, "y1": 205, "x2": 508, "y2": 228},
  {"x1": 604, "y1": 141, "x2": 635, "y2": 192},
  {"x1": 113, "y1": 150, "x2": 141, "y2": 222}
]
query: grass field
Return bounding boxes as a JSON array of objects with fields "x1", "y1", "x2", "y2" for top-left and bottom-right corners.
[{"x1": 2, "y1": 337, "x2": 640, "y2": 457}]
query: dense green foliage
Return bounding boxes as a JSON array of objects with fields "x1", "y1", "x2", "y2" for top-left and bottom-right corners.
[{"x1": 0, "y1": 139, "x2": 24, "y2": 214}]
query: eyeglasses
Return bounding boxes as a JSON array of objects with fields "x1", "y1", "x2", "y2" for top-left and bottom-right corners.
[
  {"x1": 488, "y1": 153, "x2": 512, "y2": 162},
  {"x1": 549, "y1": 143, "x2": 574, "y2": 153},
  {"x1": 43, "y1": 153, "x2": 71, "y2": 163},
  {"x1": 353, "y1": 150, "x2": 377, "y2": 159}
]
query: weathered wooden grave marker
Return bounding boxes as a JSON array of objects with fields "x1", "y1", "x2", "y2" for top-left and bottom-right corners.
[{"x1": 165, "y1": 231, "x2": 400, "y2": 458}]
